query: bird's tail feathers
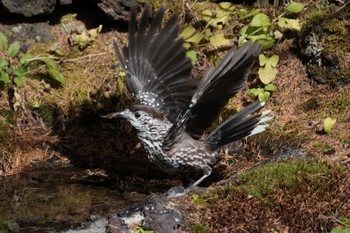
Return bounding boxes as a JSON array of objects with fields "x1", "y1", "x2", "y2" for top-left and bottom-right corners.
[{"x1": 206, "y1": 102, "x2": 272, "y2": 152}]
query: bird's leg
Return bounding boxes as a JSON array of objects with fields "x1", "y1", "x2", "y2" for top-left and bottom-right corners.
[
  {"x1": 191, "y1": 165, "x2": 212, "y2": 187},
  {"x1": 165, "y1": 166, "x2": 212, "y2": 198}
]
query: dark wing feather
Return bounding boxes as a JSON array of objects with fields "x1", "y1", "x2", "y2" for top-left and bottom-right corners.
[
  {"x1": 114, "y1": 5, "x2": 197, "y2": 122},
  {"x1": 163, "y1": 41, "x2": 261, "y2": 147}
]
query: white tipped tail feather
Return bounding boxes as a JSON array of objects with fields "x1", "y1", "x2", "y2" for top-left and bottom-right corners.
[{"x1": 206, "y1": 102, "x2": 273, "y2": 151}]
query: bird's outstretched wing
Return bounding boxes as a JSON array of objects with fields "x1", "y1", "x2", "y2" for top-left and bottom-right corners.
[
  {"x1": 163, "y1": 41, "x2": 261, "y2": 147},
  {"x1": 114, "y1": 5, "x2": 197, "y2": 122}
]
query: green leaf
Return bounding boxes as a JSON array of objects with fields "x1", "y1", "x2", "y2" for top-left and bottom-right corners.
[
  {"x1": 246, "y1": 88, "x2": 264, "y2": 97},
  {"x1": 14, "y1": 76, "x2": 26, "y2": 86},
  {"x1": 285, "y1": 2, "x2": 305, "y2": 14},
  {"x1": 259, "y1": 54, "x2": 279, "y2": 67},
  {"x1": 259, "y1": 65, "x2": 278, "y2": 84},
  {"x1": 324, "y1": 117, "x2": 336, "y2": 134},
  {"x1": 251, "y1": 35, "x2": 275, "y2": 50},
  {"x1": 33, "y1": 58, "x2": 64, "y2": 85},
  {"x1": 39, "y1": 58, "x2": 58, "y2": 69},
  {"x1": 216, "y1": 2, "x2": 235, "y2": 17},
  {"x1": 118, "y1": 70, "x2": 126, "y2": 77},
  {"x1": 278, "y1": 18, "x2": 302, "y2": 31},
  {"x1": 202, "y1": 9, "x2": 213, "y2": 22},
  {"x1": 258, "y1": 91, "x2": 271, "y2": 102},
  {"x1": 264, "y1": 84, "x2": 277, "y2": 92},
  {"x1": 268, "y1": 55, "x2": 279, "y2": 67},
  {"x1": 330, "y1": 227, "x2": 350, "y2": 233},
  {"x1": 180, "y1": 25, "x2": 203, "y2": 45},
  {"x1": 13, "y1": 66, "x2": 26, "y2": 77},
  {"x1": 259, "y1": 54, "x2": 268, "y2": 66},
  {"x1": 7, "y1": 41, "x2": 21, "y2": 57},
  {"x1": 186, "y1": 50, "x2": 197, "y2": 65},
  {"x1": 250, "y1": 13, "x2": 271, "y2": 27},
  {"x1": 218, "y1": 2, "x2": 235, "y2": 11},
  {"x1": 48, "y1": 67, "x2": 65, "y2": 85},
  {"x1": 20, "y1": 54, "x2": 34, "y2": 64},
  {"x1": 0, "y1": 57, "x2": 9, "y2": 68},
  {"x1": 0, "y1": 70, "x2": 9, "y2": 84},
  {"x1": 0, "y1": 31, "x2": 8, "y2": 51},
  {"x1": 209, "y1": 32, "x2": 232, "y2": 49},
  {"x1": 239, "y1": 8, "x2": 260, "y2": 19}
]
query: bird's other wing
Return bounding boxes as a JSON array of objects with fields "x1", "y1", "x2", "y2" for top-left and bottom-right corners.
[
  {"x1": 114, "y1": 4, "x2": 197, "y2": 122},
  {"x1": 163, "y1": 41, "x2": 260, "y2": 148}
]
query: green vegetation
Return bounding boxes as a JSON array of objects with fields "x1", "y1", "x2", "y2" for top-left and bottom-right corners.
[
  {"x1": 0, "y1": 31, "x2": 64, "y2": 111},
  {"x1": 230, "y1": 159, "x2": 332, "y2": 199},
  {"x1": 180, "y1": 1, "x2": 305, "y2": 103}
]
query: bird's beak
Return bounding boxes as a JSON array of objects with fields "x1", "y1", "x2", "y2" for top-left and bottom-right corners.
[{"x1": 102, "y1": 111, "x2": 126, "y2": 119}]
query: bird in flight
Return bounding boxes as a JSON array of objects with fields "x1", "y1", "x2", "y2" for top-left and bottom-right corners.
[{"x1": 105, "y1": 5, "x2": 272, "y2": 187}]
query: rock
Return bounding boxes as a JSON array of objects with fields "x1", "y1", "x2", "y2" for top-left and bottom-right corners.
[
  {"x1": 298, "y1": 3, "x2": 350, "y2": 86},
  {"x1": 0, "y1": 0, "x2": 56, "y2": 17},
  {"x1": 62, "y1": 215, "x2": 108, "y2": 233},
  {"x1": 108, "y1": 194, "x2": 183, "y2": 233},
  {"x1": 97, "y1": 0, "x2": 138, "y2": 21},
  {"x1": 0, "y1": 22, "x2": 53, "y2": 43}
]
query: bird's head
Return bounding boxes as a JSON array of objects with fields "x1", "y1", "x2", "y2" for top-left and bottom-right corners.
[{"x1": 103, "y1": 105, "x2": 171, "y2": 137}]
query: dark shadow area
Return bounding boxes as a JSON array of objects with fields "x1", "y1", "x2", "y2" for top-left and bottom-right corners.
[{"x1": 49, "y1": 96, "x2": 227, "y2": 188}]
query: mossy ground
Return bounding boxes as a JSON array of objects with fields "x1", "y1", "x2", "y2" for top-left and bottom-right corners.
[
  {"x1": 182, "y1": 159, "x2": 350, "y2": 232},
  {"x1": 0, "y1": 0, "x2": 349, "y2": 231}
]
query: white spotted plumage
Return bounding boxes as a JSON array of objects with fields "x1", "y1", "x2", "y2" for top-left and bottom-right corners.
[{"x1": 107, "y1": 5, "x2": 272, "y2": 187}]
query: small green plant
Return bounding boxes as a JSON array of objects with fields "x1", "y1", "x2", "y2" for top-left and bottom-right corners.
[
  {"x1": 247, "y1": 53, "x2": 279, "y2": 101},
  {"x1": 180, "y1": 1, "x2": 305, "y2": 103},
  {"x1": 0, "y1": 31, "x2": 64, "y2": 111},
  {"x1": 239, "y1": 1, "x2": 304, "y2": 48},
  {"x1": 246, "y1": 84, "x2": 277, "y2": 102},
  {"x1": 180, "y1": 2, "x2": 238, "y2": 63},
  {"x1": 258, "y1": 54, "x2": 279, "y2": 84},
  {"x1": 68, "y1": 25, "x2": 102, "y2": 50}
]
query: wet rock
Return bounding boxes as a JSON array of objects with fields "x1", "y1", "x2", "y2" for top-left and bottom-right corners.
[
  {"x1": 0, "y1": 0, "x2": 56, "y2": 17},
  {"x1": 62, "y1": 215, "x2": 108, "y2": 233},
  {"x1": 108, "y1": 194, "x2": 182, "y2": 233}
]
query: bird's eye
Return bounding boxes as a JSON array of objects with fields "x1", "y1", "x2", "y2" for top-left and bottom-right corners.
[{"x1": 134, "y1": 112, "x2": 141, "y2": 118}]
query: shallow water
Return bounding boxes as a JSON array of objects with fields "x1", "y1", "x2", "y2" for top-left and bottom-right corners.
[{"x1": 0, "y1": 161, "x2": 156, "y2": 232}]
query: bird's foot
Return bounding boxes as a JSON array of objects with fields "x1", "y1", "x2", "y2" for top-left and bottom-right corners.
[{"x1": 164, "y1": 186, "x2": 186, "y2": 198}]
